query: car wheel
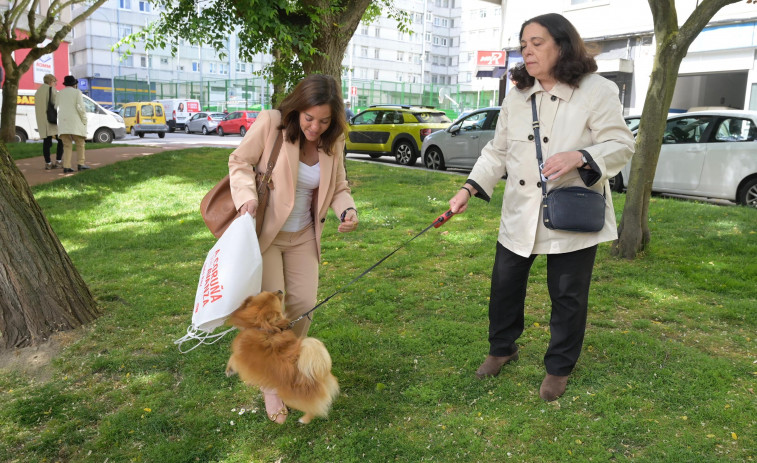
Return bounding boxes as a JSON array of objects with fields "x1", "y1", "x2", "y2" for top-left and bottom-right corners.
[
  {"x1": 184, "y1": 125, "x2": 190, "y2": 134},
  {"x1": 14, "y1": 128, "x2": 27, "y2": 143},
  {"x1": 94, "y1": 128, "x2": 114, "y2": 144},
  {"x1": 737, "y1": 177, "x2": 757, "y2": 208},
  {"x1": 130, "y1": 127, "x2": 137, "y2": 137},
  {"x1": 158, "y1": 132, "x2": 166, "y2": 139},
  {"x1": 239, "y1": 126, "x2": 246, "y2": 137},
  {"x1": 218, "y1": 127, "x2": 224, "y2": 137},
  {"x1": 609, "y1": 172, "x2": 624, "y2": 192},
  {"x1": 394, "y1": 140, "x2": 417, "y2": 166},
  {"x1": 138, "y1": 133, "x2": 145, "y2": 138},
  {"x1": 202, "y1": 126, "x2": 208, "y2": 135},
  {"x1": 424, "y1": 147, "x2": 446, "y2": 170}
]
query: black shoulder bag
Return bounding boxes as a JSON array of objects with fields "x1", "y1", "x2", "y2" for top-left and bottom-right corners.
[
  {"x1": 46, "y1": 87, "x2": 57, "y2": 124},
  {"x1": 531, "y1": 94, "x2": 605, "y2": 233}
]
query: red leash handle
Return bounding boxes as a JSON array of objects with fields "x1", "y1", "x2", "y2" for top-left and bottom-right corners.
[{"x1": 433, "y1": 209, "x2": 455, "y2": 228}]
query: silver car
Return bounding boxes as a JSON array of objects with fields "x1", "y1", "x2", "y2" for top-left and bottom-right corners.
[
  {"x1": 185, "y1": 112, "x2": 226, "y2": 135},
  {"x1": 421, "y1": 107, "x2": 500, "y2": 170},
  {"x1": 615, "y1": 110, "x2": 757, "y2": 207}
]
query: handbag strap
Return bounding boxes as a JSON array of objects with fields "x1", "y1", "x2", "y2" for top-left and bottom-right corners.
[
  {"x1": 48, "y1": 86, "x2": 52, "y2": 104},
  {"x1": 530, "y1": 94, "x2": 548, "y2": 200},
  {"x1": 258, "y1": 130, "x2": 283, "y2": 188}
]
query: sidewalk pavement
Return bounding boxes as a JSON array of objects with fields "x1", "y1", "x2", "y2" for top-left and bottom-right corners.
[{"x1": 17, "y1": 144, "x2": 200, "y2": 187}]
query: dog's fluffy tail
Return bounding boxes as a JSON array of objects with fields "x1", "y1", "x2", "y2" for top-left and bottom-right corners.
[{"x1": 297, "y1": 338, "x2": 333, "y2": 381}]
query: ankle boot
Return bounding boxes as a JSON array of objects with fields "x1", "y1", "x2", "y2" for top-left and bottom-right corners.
[
  {"x1": 475, "y1": 350, "x2": 519, "y2": 379},
  {"x1": 539, "y1": 374, "x2": 569, "y2": 401}
]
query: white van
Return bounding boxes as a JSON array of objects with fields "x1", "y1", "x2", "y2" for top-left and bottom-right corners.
[
  {"x1": 155, "y1": 98, "x2": 201, "y2": 132},
  {"x1": 3, "y1": 89, "x2": 127, "y2": 143}
]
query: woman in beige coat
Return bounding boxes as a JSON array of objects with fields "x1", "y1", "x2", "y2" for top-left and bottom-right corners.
[
  {"x1": 448, "y1": 13, "x2": 634, "y2": 401},
  {"x1": 33, "y1": 74, "x2": 63, "y2": 169},
  {"x1": 228, "y1": 74, "x2": 358, "y2": 423},
  {"x1": 56, "y1": 75, "x2": 89, "y2": 173}
]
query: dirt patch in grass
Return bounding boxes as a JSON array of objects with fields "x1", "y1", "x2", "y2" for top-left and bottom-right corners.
[{"x1": 0, "y1": 330, "x2": 80, "y2": 382}]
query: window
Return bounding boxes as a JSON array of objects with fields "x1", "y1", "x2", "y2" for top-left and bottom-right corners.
[
  {"x1": 374, "y1": 70, "x2": 379, "y2": 80},
  {"x1": 192, "y1": 61, "x2": 199, "y2": 72},
  {"x1": 361, "y1": 46, "x2": 368, "y2": 57},
  {"x1": 120, "y1": 54, "x2": 133, "y2": 67},
  {"x1": 714, "y1": 118, "x2": 756, "y2": 142},
  {"x1": 374, "y1": 48, "x2": 380, "y2": 59},
  {"x1": 138, "y1": 0, "x2": 150, "y2": 12},
  {"x1": 397, "y1": 51, "x2": 404, "y2": 61},
  {"x1": 140, "y1": 56, "x2": 147, "y2": 67},
  {"x1": 119, "y1": 25, "x2": 132, "y2": 39},
  {"x1": 141, "y1": 105, "x2": 154, "y2": 117},
  {"x1": 119, "y1": 0, "x2": 131, "y2": 9},
  {"x1": 663, "y1": 116, "x2": 715, "y2": 144},
  {"x1": 374, "y1": 27, "x2": 380, "y2": 37},
  {"x1": 209, "y1": 62, "x2": 215, "y2": 73},
  {"x1": 160, "y1": 57, "x2": 169, "y2": 65},
  {"x1": 236, "y1": 62, "x2": 246, "y2": 72},
  {"x1": 360, "y1": 25, "x2": 368, "y2": 35},
  {"x1": 352, "y1": 110, "x2": 379, "y2": 125}
]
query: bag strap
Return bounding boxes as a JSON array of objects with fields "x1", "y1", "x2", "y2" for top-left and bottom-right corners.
[
  {"x1": 48, "y1": 86, "x2": 52, "y2": 104},
  {"x1": 531, "y1": 95, "x2": 548, "y2": 200},
  {"x1": 258, "y1": 130, "x2": 283, "y2": 190}
]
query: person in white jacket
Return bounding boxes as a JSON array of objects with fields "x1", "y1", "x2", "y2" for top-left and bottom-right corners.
[
  {"x1": 56, "y1": 75, "x2": 89, "y2": 173},
  {"x1": 33, "y1": 74, "x2": 63, "y2": 170},
  {"x1": 448, "y1": 13, "x2": 634, "y2": 401}
]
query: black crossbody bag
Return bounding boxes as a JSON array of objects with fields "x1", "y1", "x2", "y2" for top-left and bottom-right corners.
[
  {"x1": 46, "y1": 87, "x2": 57, "y2": 124},
  {"x1": 531, "y1": 94, "x2": 605, "y2": 233}
]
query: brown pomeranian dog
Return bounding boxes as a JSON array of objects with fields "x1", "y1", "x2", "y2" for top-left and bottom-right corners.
[{"x1": 225, "y1": 290, "x2": 339, "y2": 424}]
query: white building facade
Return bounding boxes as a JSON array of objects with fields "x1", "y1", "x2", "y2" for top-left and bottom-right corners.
[{"x1": 482, "y1": 0, "x2": 757, "y2": 114}]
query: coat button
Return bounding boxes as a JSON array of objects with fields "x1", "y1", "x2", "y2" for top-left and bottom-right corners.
[
  {"x1": 550, "y1": 95, "x2": 557, "y2": 101},
  {"x1": 543, "y1": 136, "x2": 549, "y2": 143},
  {"x1": 537, "y1": 182, "x2": 542, "y2": 188},
  {"x1": 528, "y1": 134, "x2": 534, "y2": 141},
  {"x1": 320, "y1": 218, "x2": 326, "y2": 223},
  {"x1": 519, "y1": 180, "x2": 525, "y2": 186}
]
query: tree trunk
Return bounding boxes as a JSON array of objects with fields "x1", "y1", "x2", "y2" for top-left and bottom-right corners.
[
  {"x1": 0, "y1": 49, "x2": 21, "y2": 143},
  {"x1": 0, "y1": 144, "x2": 100, "y2": 349},
  {"x1": 612, "y1": 40, "x2": 681, "y2": 258}
]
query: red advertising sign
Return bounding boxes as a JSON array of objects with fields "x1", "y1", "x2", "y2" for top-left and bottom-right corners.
[{"x1": 476, "y1": 50, "x2": 507, "y2": 67}]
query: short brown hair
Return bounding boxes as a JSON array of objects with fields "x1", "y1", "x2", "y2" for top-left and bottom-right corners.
[
  {"x1": 277, "y1": 74, "x2": 346, "y2": 156},
  {"x1": 510, "y1": 13, "x2": 597, "y2": 90}
]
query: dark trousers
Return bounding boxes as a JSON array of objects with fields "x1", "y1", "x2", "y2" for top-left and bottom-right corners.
[
  {"x1": 43, "y1": 136, "x2": 64, "y2": 163},
  {"x1": 488, "y1": 242, "x2": 598, "y2": 376}
]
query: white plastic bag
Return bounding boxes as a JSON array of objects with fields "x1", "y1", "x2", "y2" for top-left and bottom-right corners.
[{"x1": 175, "y1": 214, "x2": 262, "y2": 352}]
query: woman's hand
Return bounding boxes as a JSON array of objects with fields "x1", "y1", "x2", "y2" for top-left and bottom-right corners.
[
  {"x1": 238, "y1": 199, "x2": 258, "y2": 216},
  {"x1": 541, "y1": 150, "x2": 584, "y2": 180},
  {"x1": 449, "y1": 185, "x2": 475, "y2": 214},
  {"x1": 338, "y1": 209, "x2": 359, "y2": 233}
]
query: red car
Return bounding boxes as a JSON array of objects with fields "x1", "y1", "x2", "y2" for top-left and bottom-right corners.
[{"x1": 217, "y1": 110, "x2": 259, "y2": 137}]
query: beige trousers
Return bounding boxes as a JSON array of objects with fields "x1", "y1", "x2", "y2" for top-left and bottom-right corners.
[
  {"x1": 261, "y1": 223, "x2": 319, "y2": 338},
  {"x1": 60, "y1": 134, "x2": 86, "y2": 169}
]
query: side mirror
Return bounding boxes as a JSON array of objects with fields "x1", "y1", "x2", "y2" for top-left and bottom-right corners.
[{"x1": 449, "y1": 124, "x2": 461, "y2": 135}]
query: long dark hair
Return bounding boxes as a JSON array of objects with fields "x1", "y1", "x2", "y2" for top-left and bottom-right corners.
[
  {"x1": 509, "y1": 13, "x2": 597, "y2": 90},
  {"x1": 277, "y1": 74, "x2": 346, "y2": 156}
]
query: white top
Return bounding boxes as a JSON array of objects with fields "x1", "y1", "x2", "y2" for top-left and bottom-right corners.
[{"x1": 281, "y1": 162, "x2": 321, "y2": 232}]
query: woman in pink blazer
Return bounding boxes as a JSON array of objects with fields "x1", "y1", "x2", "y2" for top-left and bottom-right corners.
[{"x1": 228, "y1": 74, "x2": 358, "y2": 423}]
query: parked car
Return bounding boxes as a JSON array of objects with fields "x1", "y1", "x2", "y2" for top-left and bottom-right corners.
[
  {"x1": 420, "y1": 107, "x2": 500, "y2": 170},
  {"x1": 217, "y1": 110, "x2": 258, "y2": 136},
  {"x1": 121, "y1": 101, "x2": 168, "y2": 138},
  {"x1": 345, "y1": 104, "x2": 452, "y2": 165},
  {"x1": 185, "y1": 111, "x2": 226, "y2": 134},
  {"x1": 614, "y1": 110, "x2": 757, "y2": 207}
]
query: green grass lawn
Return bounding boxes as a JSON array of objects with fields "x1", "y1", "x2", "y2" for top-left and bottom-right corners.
[
  {"x1": 1, "y1": 148, "x2": 755, "y2": 462},
  {"x1": 7, "y1": 141, "x2": 132, "y2": 160}
]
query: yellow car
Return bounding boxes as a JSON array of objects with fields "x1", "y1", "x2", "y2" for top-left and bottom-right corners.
[{"x1": 345, "y1": 105, "x2": 452, "y2": 165}]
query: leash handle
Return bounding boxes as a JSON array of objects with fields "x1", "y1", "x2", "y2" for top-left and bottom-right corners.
[{"x1": 433, "y1": 209, "x2": 455, "y2": 228}]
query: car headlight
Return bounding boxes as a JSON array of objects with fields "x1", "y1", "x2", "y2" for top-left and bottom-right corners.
[{"x1": 113, "y1": 114, "x2": 124, "y2": 123}]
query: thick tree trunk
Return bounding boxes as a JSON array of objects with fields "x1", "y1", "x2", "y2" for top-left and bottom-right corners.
[
  {"x1": 0, "y1": 143, "x2": 100, "y2": 349},
  {"x1": 0, "y1": 49, "x2": 21, "y2": 143}
]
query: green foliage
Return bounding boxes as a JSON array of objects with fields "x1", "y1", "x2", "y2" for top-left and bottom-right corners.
[{"x1": 0, "y1": 148, "x2": 755, "y2": 461}]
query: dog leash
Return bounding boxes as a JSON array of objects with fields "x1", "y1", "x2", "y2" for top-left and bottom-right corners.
[{"x1": 288, "y1": 209, "x2": 456, "y2": 328}]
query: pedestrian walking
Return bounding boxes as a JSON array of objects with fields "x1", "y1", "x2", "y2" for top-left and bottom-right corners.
[
  {"x1": 56, "y1": 75, "x2": 90, "y2": 173},
  {"x1": 33, "y1": 74, "x2": 63, "y2": 170}
]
